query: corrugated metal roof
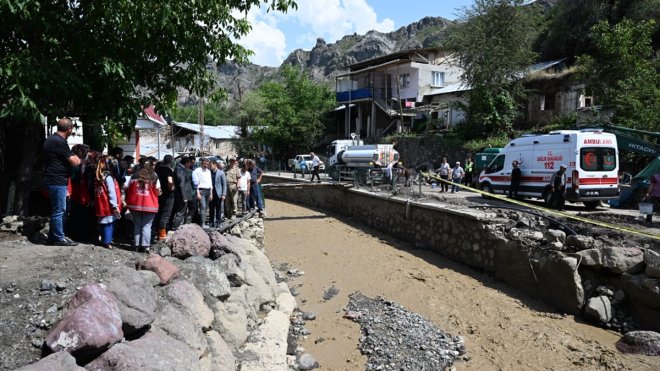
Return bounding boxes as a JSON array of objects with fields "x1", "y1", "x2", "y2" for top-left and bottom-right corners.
[
  {"x1": 424, "y1": 82, "x2": 471, "y2": 97},
  {"x1": 526, "y1": 58, "x2": 567, "y2": 74},
  {"x1": 173, "y1": 122, "x2": 241, "y2": 140}
]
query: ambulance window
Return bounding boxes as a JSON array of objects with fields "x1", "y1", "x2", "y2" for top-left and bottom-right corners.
[
  {"x1": 580, "y1": 147, "x2": 617, "y2": 171},
  {"x1": 487, "y1": 155, "x2": 505, "y2": 173}
]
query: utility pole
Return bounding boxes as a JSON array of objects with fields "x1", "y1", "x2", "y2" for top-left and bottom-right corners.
[{"x1": 198, "y1": 97, "x2": 205, "y2": 155}]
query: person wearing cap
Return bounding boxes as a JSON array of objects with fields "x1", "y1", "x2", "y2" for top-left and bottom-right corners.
[
  {"x1": 549, "y1": 164, "x2": 568, "y2": 211},
  {"x1": 224, "y1": 157, "x2": 241, "y2": 218},
  {"x1": 451, "y1": 161, "x2": 465, "y2": 193}
]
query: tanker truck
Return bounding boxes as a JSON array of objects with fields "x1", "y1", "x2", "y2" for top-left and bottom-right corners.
[{"x1": 327, "y1": 138, "x2": 399, "y2": 182}]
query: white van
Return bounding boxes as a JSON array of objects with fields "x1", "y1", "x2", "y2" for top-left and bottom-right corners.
[{"x1": 478, "y1": 130, "x2": 619, "y2": 209}]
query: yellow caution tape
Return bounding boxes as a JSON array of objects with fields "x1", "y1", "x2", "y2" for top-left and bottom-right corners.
[{"x1": 420, "y1": 172, "x2": 660, "y2": 241}]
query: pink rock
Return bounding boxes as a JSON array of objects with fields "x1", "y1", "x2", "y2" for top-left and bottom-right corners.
[
  {"x1": 136, "y1": 254, "x2": 180, "y2": 285},
  {"x1": 170, "y1": 224, "x2": 211, "y2": 259},
  {"x1": 44, "y1": 283, "x2": 123, "y2": 362}
]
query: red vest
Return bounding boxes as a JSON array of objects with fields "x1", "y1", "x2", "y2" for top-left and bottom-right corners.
[
  {"x1": 94, "y1": 176, "x2": 122, "y2": 217},
  {"x1": 126, "y1": 181, "x2": 159, "y2": 213}
]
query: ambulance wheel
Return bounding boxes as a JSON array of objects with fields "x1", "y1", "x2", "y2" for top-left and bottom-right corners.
[
  {"x1": 583, "y1": 201, "x2": 600, "y2": 210},
  {"x1": 480, "y1": 183, "x2": 494, "y2": 198}
]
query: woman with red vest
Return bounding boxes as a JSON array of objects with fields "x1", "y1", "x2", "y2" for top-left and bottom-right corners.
[
  {"x1": 126, "y1": 162, "x2": 161, "y2": 252},
  {"x1": 94, "y1": 156, "x2": 122, "y2": 249}
]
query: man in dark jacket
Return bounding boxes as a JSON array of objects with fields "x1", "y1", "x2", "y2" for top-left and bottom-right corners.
[
  {"x1": 549, "y1": 164, "x2": 568, "y2": 211},
  {"x1": 172, "y1": 156, "x2": 193, "y2": 230},
  {"x1": 508, "y1": 160, "x2": 522, "y2": 198},
  {"x1": 154, "y1": 155, "x2": 175, "y2": 238},
  {"x1": 211, "y1": 160, "x2": 228, "y2": 226}
]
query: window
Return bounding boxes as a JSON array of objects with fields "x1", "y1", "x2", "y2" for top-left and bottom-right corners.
[
  {"x1": 486, "y1": 155, "x2": 505, "y2": 174},
  {"x1": 580, "y1": 147, "x2": 617, "y2": 171},
  {"x1": 398, "y1": 73, "x2": 410, "y2": 88},
  {"x1": 541, "y1": 93, "x2": 555, "y2": 111},
  {"x1": 431, "y1": 71, "x2": 445, "y2": 87},
  {"x1": 580, "y1": 94, "x2": 593, "y2": 108}
]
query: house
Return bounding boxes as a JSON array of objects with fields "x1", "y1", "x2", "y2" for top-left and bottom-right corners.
[
  {"x1": 335, "y1": 48, "x2": 463, "y2": 139},
  {"x1": 117, "y1": 106, "x2": 170, "y2": 160},
  {"x1": 172, "y1": 122, "x2": 242, "y2": 157},
  {"x1": 420, "y1": 81, "x2": 471, "y2": 129}
]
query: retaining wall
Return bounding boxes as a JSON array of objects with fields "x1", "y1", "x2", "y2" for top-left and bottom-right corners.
[{"x1": 263, "y1": 175, "x2": 660, "y2": 331}]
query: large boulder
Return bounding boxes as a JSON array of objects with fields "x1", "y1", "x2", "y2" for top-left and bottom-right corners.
[
  {"x1": 206, "y1": 330, "x2": 237, "y2": 371},
  {"x1": 209, "y1": 300, "x2": 249, "y2": 348},
  {"x1": 105, "y1": 266, "x2": 157, "y2": 336},
  {"x1": 45, "y1": 283, "x2": 123, "y2": 362},
  {"x1": 136, "y1": 254, "x2": 180, "y2": 285},
  {"x1": 644, "y1": 249, "x2": 660, "y2": 279},
  {"x1": 616, "y1": 331, "x2": 660, "y2": 356},
  {"x1": 84, "y1": 329, "x2": 200, "y2": 371},
  {"x1": 151, "y1": 304, "x2": 208, "y2": 357},
  {"x1": 574, "y1": 247, "x2": 645, "y2": 274},
  {"x1": 209, "y1": 231, "x2": 239, "y2": 260},
  {"x1": 565, "y1": 235, "x2": 595, "y2": 250},
  {"x1": 170, "y1": 224, "x2": 211, "y2": 259},
  {"x1": 164, "y1": 280, "x2": 214, "y2": 329},
  {"x1": 176, "y1": 256, "x2": 231, "y2": 301},
  {"x1": 239, "y1": 310, "x2": 290, "y2": 371},
  {"x1": 584, "y1": 295, "x2": 612, "y2": 323},
  {"x1": 15, "y1": 352, "x2": 84, "y2": 371},
  {"x1": 217, "y1": 253, "x2": 246, "y2": 287},
  {"x1": 536, "y1": 253, "x2": 585, "y2": 314},
  {"x1": 619, "y1": 274, "x2": 660, "y2": 310}
]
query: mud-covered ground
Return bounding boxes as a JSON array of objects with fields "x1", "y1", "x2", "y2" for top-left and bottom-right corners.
[{"x1": 264, "y1": 199, "x2": 660, "y2": 371}]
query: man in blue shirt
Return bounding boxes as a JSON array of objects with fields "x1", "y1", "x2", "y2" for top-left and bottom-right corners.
[{"x1": 246, "y1": 159, "x2": 264, "y2": 215}]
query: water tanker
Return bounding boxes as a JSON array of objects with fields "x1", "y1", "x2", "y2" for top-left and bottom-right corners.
[{"x1": 328, "y1": 138, "x2": 399, "y2": 181}]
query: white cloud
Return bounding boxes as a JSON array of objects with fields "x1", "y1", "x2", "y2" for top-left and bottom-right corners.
[
  {"x1": 236, "y1": 9, "x2": 288, "y2": 67},
  {"x1": 293, "y1": 0, "x2": 395, "y2": 42},
  {"x1": 236, "y1": 0, "x2": 395, "y2": 67}
]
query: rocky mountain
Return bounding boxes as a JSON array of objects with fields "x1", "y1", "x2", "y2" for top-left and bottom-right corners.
[{"x1": 202, "y1": 16, "x2": 455, "y2": 102}]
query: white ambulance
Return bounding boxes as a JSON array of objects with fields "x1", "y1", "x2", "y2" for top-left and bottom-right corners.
[{"x1": 478, "y1": 130, "x2": 619, "y2": 209}]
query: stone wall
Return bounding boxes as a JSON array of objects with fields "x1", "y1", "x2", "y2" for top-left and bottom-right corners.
[{"x1": 263, "y1": 175, "x2": 660, "y2": 331}]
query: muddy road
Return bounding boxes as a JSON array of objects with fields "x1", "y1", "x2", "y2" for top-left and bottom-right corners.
[{"x1": 264, "y1": 199, "x2": 660, "y2": 370}]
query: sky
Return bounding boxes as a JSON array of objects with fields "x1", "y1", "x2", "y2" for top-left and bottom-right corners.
[{"x1": 238, "y1": 0, "x2": 475, "y2": 67}]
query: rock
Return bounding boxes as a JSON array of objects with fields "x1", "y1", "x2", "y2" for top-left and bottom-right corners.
[
  {"x1": 226, "y1": 286, "x2": 259, "y2": 326},
  {"x1": 239, "y1": 310, "x2": 290, "y2": 371},
  {"x1": 40, "y1": 279, "x2": 56, "y2": 291},
  {"x1": 44, "y1": 283, "x2": 123, "y2": 362},
  {"x1": 56, "y1": 282, "x2": 67, "y2": 291},
  {"x1": 619, "y1": 274, "x2": 660, "y2": 310},
  {"x1": 536, "y1": 254, "x2": 585, "y2": 315},
  {"x1": 164, "y1": 280, "x2": 214, "y2": 329},
  {"x1": 136, "y1": 253, "x2": 180, "y2": 285},
  {"x1": 152, "y1": 304, "x2": 208, "y2": 357},
  {"x1": 243, "y1": 263, "x2": 275, "y2": 307},
  {"x1": 323, "y1": 285, "x2": 339, "y2": 301},
  {"x1": 516, "y1": 217, "x2": 536, "y2": 229},
  {"x1": 159, "y1": 246, "x2": 172, "y2": 257},
  {"x1": 105, "y1": 266, "x2": 157, "y2": 336},
  {"x1": 15, "y1": 351, "x2": 84, "y2": 371},
  {"x1": 205, "y1": 330, "x2": 237, "y2": 371},
  {"x1": 208, "y1": 231, "x2": 236, "y2": 260},
  {"x1": 209, "y1": 300, "x2": 249, "y2": 348},
  {"x1": 644, "y1": 249, "x2": 660, "y2": 279},
  {"x1": 565, "y1": 235, "x2": 594, "y2": 250},
  {"x1": 169, "y1": 223, "x2": 211, "y2": 259},
  {"x1": 546, "y1": 229, "x2": 566, "y2": 244},
  {"x1": 574, "y1": 247, "x2": 645, "y2": 274},
  {"x1": 585, "y1": 295, "x2": 612, "y2": 323},
  {"x1": 596, "y1": 286, "x2": 614, "y2": 297},
  {"x1": 303, "y1": 312, "x2": 317, "y2": 321},
  {"x1": 137, "y1": 270, "x2": 162, "y2": 287},
  {"x1": 298, "y1": 353, "x2": 320, "y2": 370},
  {"x1": 176, "y1": 256, "x2": 231, "y2": 301},
  {"x1": 290, "y1": 287, "x2": 300, "y2": 297},
  {"x1": 547, "y1": 241, "x2": 564, "y2": 251},
  {"x1": 217, "y1": 253, "x2": 246, "y2": 287},
  {"x1": 276, "y1": 291, "x2": 297, "y2": 317},
  {"x1": 85, "y1": 329, "x2": 200, "y2": 370},
  {"x1": 614, "y1": 289, "x2": 626, "y2": 302},
  {"x1": 616, "y1": 331, "x2": 660, "y2": 356}
]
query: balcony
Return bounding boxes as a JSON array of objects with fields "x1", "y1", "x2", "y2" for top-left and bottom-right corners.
[{"x1": 336, "y1": 88, "x2": 372, "y2": 102}]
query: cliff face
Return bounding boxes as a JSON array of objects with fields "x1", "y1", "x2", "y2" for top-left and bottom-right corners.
[{"x1": 200, "y1": 16, "x2": 455, "y2": 101}]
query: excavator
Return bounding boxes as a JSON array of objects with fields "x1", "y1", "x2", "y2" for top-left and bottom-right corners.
[{"x1": 598, "y1": 123, "x2": 660, "y2": 208}]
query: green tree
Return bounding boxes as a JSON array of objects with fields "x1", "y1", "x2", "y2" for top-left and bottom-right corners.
[
  {"x1": 252, "y1": 65, "x2": 335, "y2": 159},
  {"x1": 577, "y1": 19, "x2": 659, "y2": 131},
  {"x1": 171, "y1": 102, "x2": 233, "y2": 126},
  {"x1": 448, "y1": 0, "x2": 542, "y2": 138},
  {"x1": 0, "y1": 0, "x2": 296, "y2": 214}
]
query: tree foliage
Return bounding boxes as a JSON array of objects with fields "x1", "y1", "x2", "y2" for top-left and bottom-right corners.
[
  {"x1": 0, "y1": 0, "x2": 296, "y2": 126},
  {"x1": 448, "y1": 0, "x2": 542, "y2": 138},
  {"x1": 171, "y1": 102, "x2": 233, "y2": 126},
  {"x1": 577, "y1": 19, "x2": 659, "y2": 131},
  {"x1": 251, "y1": 65, "x2": 334, "y2": 158}
]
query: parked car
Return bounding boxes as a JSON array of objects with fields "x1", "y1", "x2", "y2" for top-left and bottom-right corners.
[{"x1": 291, "y1": 154, "x2": 325, "y2": 172}]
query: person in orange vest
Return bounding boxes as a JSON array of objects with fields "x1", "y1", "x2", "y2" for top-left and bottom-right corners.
[{"x1": 126, "y1": 162, "x2": 161, "y2": 252}]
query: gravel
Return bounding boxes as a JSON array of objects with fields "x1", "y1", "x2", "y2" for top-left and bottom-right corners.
[
  {"x1": 346, "y1": 293, "x2": 466, "y2": 370},
  {"x1": 322, "y1": 285, "x2": 339, "y2": 301}
]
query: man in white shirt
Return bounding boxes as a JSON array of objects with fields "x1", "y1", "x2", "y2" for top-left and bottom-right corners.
[
  {"x1": 310, "y1": 152, "x2": 321, "y2": 183},
  {"x1": 437, "y1": 157, "x2": 450, "y2": 192},
  {"x1": 192, "y1": 158, "x2": 213, "y2": 227},
  {"x1": 451, "y1": 161, "x2": 465, "y2": 193}
]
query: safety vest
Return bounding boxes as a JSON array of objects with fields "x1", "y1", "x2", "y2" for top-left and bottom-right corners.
[
  {"x1": 465, "y1": 161, "x2": 473, "y2": 173},
  {"x1": 94, "y1": 176, "x2": 122, "y2": 217},
  {"x1": 126, "y1": 180, "x2": 159, "y2": 213}
]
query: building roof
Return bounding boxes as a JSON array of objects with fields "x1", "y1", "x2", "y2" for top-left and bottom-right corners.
[
  {"x1": 425, "y1": 82, "x2": 471, "y2": 97},
  {"x1": 135, "y1": 105, "x2": 167, "y2": 129},
  {"x1": 525, "y1": 58, "x2": 567, "y2": 75},
  {"x1": 345, "y1": 47, "x2": 444, "y2": 72},
  {"x1": 173, "y1": 122, "x2": 241, "y2": 140}
]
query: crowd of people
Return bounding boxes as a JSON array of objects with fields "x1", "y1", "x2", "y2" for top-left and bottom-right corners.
[
  {"x1": 42, "y1": 118, "x2": 265, "y2": 250},
  {"x1": 413, "y1": 157, "x2": 475, "y2": 193}
]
